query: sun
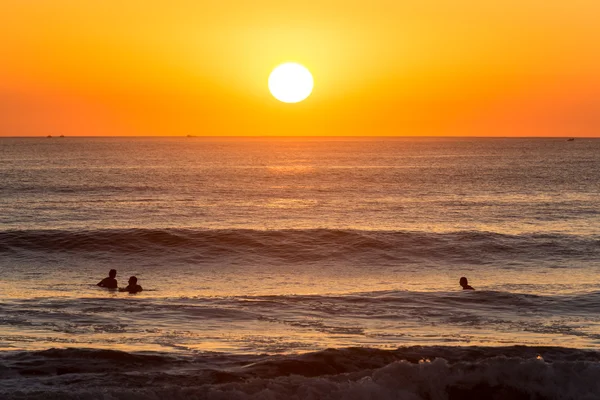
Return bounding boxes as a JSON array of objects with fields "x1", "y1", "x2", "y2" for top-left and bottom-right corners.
[{"x1": 268, "y1": 63, "x2": 313, "y2": 103}]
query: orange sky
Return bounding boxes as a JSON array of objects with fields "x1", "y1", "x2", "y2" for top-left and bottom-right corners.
[{"x1": 1, "y1": 0, "x2": 599, "y2": 136}]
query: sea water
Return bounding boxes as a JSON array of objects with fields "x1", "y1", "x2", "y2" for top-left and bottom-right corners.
[{"x1": 0, "y1": 137, "x2": 599, "y2": 399}]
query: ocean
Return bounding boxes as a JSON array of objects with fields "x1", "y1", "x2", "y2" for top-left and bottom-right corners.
[{"x1": 0, "y1": 136, "x2": 599, "y2": 399}]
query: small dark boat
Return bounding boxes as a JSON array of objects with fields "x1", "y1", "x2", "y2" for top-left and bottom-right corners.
[
  {"x1": 567, "y1": 138, "x2": 575, "y2": 141},
  {"x1": 46, "y1": 135, "x2": 52, "y2": 138},
  {"x1": 59, "y1": 135, "x2": 65, "y2": 138}
]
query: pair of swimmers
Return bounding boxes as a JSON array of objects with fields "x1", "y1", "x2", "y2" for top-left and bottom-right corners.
[{"x1": 97, "y1": 269, "x2": 143, "y2": 293}]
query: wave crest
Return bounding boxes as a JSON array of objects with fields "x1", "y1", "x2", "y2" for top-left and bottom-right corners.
[
  {"x1": 1, "y1": 228, "x2": 598, "y2": 265},
  {"x1": 1, "y1": 346, "x2": 599, "y2": 399}
]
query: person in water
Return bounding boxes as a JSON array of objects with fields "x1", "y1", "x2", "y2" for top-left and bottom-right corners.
[
  {"x1": 120, "y1": 276, "x2": 143, "y2": 293},
  {"x1": 97, "y1": 269, "x2": 118, "y2": 289},
  {"x1": 460, "y1": 277, "x2": 475, "y2": 290}
]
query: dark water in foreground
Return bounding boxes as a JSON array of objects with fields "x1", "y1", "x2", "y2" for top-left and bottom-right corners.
[
  {"x1": 1, "y1": 346, "x2": 599, "y2": 399},
  {"x1": 1, "y1": 137, "x2": 599, "y2": 398}
]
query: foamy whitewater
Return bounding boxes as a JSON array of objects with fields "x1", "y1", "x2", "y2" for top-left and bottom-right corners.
[{"x1": 1, "y1": 137, "x2": 599, "y2": 399}]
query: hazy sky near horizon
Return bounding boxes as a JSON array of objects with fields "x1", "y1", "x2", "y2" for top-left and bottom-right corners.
[{"x1": 1, "y1": 1, "x2": 599, "y2": 136}]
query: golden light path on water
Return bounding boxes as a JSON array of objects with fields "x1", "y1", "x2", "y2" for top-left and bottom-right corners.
[{"x1": 1, "y1": 138, "x2": 600, "y2": 355}]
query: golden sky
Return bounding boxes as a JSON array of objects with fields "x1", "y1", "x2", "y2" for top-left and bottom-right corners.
[{"x1": 1, "y1": 0, "x2": 599, "y2": 136}]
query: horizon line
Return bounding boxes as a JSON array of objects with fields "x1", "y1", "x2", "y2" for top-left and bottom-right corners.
[{"x1": 0, "y1": 135, "x2": 595, "y2": 139}]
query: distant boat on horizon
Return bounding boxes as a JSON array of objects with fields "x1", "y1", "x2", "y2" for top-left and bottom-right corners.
[
  {"x1": 567, "y1": 138, "x2": 575, "y2": 141},
  {"x1": 186, "y1": 134, "x2": 197, "y2": 138},
  {"x1": 46, "y1": 135, "x2": 52, "y2": 138},
  {"x1": 59, "y1": 135, "x2": 65, "y2": 138}
]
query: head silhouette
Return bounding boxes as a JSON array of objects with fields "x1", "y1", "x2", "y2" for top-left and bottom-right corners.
[
  {"x1": 128, "y1": 276, "x2": 138, "y2": 285},
  {"x1": 109, "y1": 269, "x2": 117, "y2": 278},
  {"x1": 459, "y1": 277, "x2": 469, "y2": 288}
]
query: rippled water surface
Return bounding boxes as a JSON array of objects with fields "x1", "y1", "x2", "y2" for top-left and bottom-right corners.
[{"x1": 1, "y1": 137, "x2": 599, "y2": 355}]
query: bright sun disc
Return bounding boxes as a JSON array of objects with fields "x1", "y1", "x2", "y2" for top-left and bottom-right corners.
[{"x1": 268, "y1": 63, "x2": 313, "y2": 103}]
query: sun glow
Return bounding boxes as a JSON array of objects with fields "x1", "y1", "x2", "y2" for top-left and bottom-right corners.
[{"x1": 268, "y1": 63, "x2": 314, "y2": 103}]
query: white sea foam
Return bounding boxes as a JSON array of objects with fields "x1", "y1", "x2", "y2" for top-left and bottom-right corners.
[{"x1": 1, "y1": 347, "x2": 599, "y2": 399}]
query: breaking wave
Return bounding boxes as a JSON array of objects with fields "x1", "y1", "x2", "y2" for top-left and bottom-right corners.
[{"x1": 1, "y1": 346, "x2": 599, "y2": 399}]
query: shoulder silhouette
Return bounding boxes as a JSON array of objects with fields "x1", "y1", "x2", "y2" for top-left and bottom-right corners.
[
  {"x1": 120, "y1": 276, "x2": 143, "y2": 294},
  {"x1": 97, "y1": 269, "x2": 118, "y2": 289},
  {"x1": 460, "y1": 277, "x2": 475, "y2": 290}
]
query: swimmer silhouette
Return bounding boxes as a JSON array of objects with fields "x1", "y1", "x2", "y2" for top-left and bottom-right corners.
[
  {"x1": 460, "y1": 277, "x2": 475, "y2": 290},
  {"x1": 120, "y1": 276, "x2": 143, "y2": 293},
  {"x1": 97, "y1": 269, "x2": 118, "y2": 289}
]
